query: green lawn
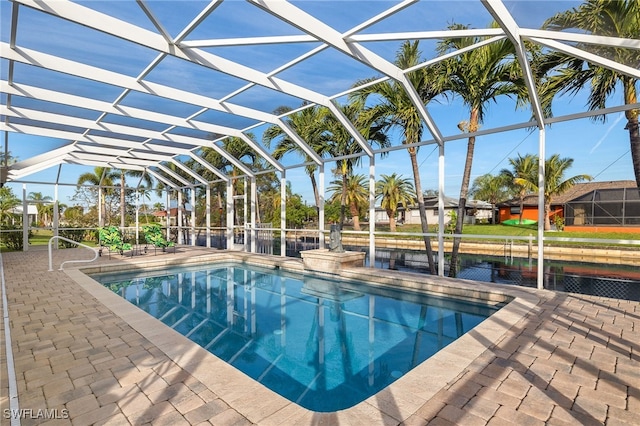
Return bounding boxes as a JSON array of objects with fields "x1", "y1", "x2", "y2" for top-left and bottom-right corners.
[
  {"x1": 0, "y1": 229, "x2": 98, "y2": 252},
  {"x1": 3, "y1": 225, "x2": 640, "y2": 252},
  {"x1": 361, "y1": 223, "x2": 640, "y2": 247}
]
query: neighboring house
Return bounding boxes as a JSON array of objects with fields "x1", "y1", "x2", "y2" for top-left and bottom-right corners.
[
  {"x1": 497, "y1": 180, "x2": 640, "y2": 232},
  {"x1": 374, "y1": 196, "x2": 493, "y2": 226},
  {"x1": 9, "y1": 205, "x2": 38, "y2": 225},
  {"x1": 152, "y1": 202, "x2": 193, "y2": 227}
]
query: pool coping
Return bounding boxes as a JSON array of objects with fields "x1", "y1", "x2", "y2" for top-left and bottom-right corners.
[{"x1": 66, "y1": 251, "x2": 541, "y2": 425}]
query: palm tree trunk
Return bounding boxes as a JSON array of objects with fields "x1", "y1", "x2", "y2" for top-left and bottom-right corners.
[
  {"x1": 626, "y1": 115, "x2": 640, "y2": 187},
  {"x1": 350, "y1": 202, "x2": 360, "y2": 231},
  {"x1": 450, "y1": 111, "x2": 478, "y2": 278},
  {"x1": 519, "y1": 194, "x2": 525, "y2": 224},
  {"x1": 491, "y1": 202, "x2": 496, "y2": 224},
  {"x1": 309, "y1": 172, "x2": 320, "y2": 216},
  {"x1": 408, "y1": 147, "x2": 436, "y2": 274},
  {"x1": 544, "y1": 202, "x2": 551, "y2": 231},
  {"x1": 387, "y1": 209, "x2": 396, "y2": 232},
  {"x1": 340, "y1": 173, "x2": 347, "y2": 228},
  {"x1": 623, "y1": 81, "x2": 640, "y2": 188},
  {"x1": 100, "y1": 188, "x2": 106, "y2": 227}
]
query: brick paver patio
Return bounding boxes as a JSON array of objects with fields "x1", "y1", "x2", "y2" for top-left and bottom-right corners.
[{"x1": 1, "y1": 246, "x2": 638, "y2": 425}]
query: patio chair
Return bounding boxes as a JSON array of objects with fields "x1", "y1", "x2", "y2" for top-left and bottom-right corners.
[
  {"x1": 142, "y1": 223, "x2": 175, "y2": 255},
  {"x1": 98, "y1": 226, "x2": 133, "y2": 257}
]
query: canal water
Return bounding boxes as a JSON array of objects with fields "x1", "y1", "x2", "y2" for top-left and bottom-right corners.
[
  {"x1": 196, "y1": 234, "x2": 640, "y2": 301},
  {"x1": 362, "y1": 248, "x2": 640, "y2": 302}
]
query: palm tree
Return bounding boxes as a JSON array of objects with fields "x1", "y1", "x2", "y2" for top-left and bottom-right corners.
[
  {"x1": 199, "y1": 136, "x2": 260, "y2": 227},
  {"x1": 437, "y1": 22, "x2": 524, "y2": 277},
  {"x1": 27, "y1": 191, "x2": 52, "y2": 226},
  {"x1": 513, "y1": 154, "x2": 593, "y2": 230},
  {"x1": 0, "y1": 186, "x2": 20, "y2": 225},
  {"x1": 323, "y1": 100, "x2": 390, "y2": 228},
  {"x1": 540, "y1": 0, "x2": 640, "y2": 186},
  {"x1": 500, "y1": 153, "x2": 538, "y2": 225},
  {"x1": 376, "y1": 173, "x2": 416, "y2": 232},
  {"x1": 327, "y1": 174, "x2": 369, "y2": 231},
  {"x1": 263, "y1": 104, "x2": 332, "y2": 212},
  {"x1": 77, "y1": 167, "x2": 118, "y2": 226},
  {"x1": 0, "y1": 151, "x2": 17, "y2": 166},
  {"x1": 469, "y1": 173, "x2": 510, "y2": 224},
  {"x1": 352, "y1": 41, "x2": 442, "y2": 274}
]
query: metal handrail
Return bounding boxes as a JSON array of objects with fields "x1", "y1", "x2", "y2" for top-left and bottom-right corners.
[{"x1": 48, "y1": 236, "x2": 99, "y2": 271}]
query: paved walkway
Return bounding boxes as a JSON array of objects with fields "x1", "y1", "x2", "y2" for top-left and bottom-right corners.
[{"x1": 1, "y1": 246, "x2": 638, "y2": 425}]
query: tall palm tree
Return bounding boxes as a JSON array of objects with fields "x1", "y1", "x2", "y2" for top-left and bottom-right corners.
[
  {"x1": 437, "y1": 22, "x2": 524, "y2": 277},
  {"x1": 352, "y1": 40, "x2": 442, "y2": 274},
  {"x1": 513, "y1": 154, "x2": 592, "y2": 230},
  {"x1": 263, "y1": 104, "x2": 332, "y2": 212},
  {"x1": 323, "y1": 100, "x2": 389, "y2": 228},
  {"x1": 77, "y1": 167, "x2": 118, "y2": 226},
  {"x1": 327, "y1": 174, "x2": 369, "y2": 231},
  {"x1": 27, "y1": 191, "x2": 52, "y2": 226},
  {"x1": 500, "y1": 153, "x2": 539, "y2": 225},
  {"x1": 376, "y1": 173, "x2": 416, "y2": 232},
  {"x1": 469, "y1": 173, "x2": 510, "y2": 224},
  {"x1": 541, "y1": 0, "x2": 640, "y2": 186}
]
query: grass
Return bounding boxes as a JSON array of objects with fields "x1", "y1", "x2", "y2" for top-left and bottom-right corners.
[
  {"x1": 3, "y1": 225, "x2": 640, "y2": 252},
  {"x1": 355, "y1": 223, "x2": 640, "y2": 248},
  {"x1": 0, "y1": 230, "x2": 98, "y2": 252}
]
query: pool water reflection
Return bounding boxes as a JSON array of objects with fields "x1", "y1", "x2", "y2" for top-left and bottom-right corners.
[{"x1": 94, "y1": 263, "x2": 503, "y2": 411}]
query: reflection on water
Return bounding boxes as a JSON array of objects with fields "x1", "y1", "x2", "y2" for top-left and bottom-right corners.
[
  {"x1": 358, "y1": 248, "x2": 640, "y2": 302},
  {"x1": 94, "y1": 264, "x2": 501, "y2": 412}
]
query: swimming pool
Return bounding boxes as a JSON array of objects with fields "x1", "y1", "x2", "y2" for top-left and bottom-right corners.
[{"x1": 93, "y1": 262, "x2": 504, "y2": 412}]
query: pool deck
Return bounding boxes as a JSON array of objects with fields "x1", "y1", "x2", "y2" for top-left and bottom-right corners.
[{"x1": 1, "y1": 245, "x2": 638, "y2": 425}]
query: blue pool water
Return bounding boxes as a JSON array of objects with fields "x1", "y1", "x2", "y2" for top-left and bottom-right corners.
[{"x1": 94, "y1": 263, "x2": 503, "y2": 411}]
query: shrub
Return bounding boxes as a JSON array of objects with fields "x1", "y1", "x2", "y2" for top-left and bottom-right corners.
[
  {"x1": 58, "y1": 228, "x2": 86, "y2": 248},
  {"x1": 553, "y1": 215, "x2": 565, "y2": 231},
  {"x1": 0, "y1": 225, "x2": 32, "y2": 251}
]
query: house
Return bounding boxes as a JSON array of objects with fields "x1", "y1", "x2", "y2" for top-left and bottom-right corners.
[
  {"x1": 374, "y1": 196, "x2": 493, "y2": 226},
  {"x1": 497, "y1": 180, "x2": 640, "y2": 232},
  {"x1": 152, "y1": 202, "x2": 193, "y2": 227},
  {"x1": 9, "y1": 205, "x2": 38, "y2": 225}
]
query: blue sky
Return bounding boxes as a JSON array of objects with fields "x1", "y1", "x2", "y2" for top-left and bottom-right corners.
[{"x1": 1, "y1": 0, "x2": 636, "y2": 207}]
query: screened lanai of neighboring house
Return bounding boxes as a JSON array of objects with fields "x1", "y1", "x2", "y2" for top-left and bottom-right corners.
[{"x1": 1, "y1": 0, "x2": 640, "y2": 290}]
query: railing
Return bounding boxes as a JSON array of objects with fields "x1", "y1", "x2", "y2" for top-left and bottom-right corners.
[{"x1": 48, "y1": 236, "x2": 99, "y2": 271}]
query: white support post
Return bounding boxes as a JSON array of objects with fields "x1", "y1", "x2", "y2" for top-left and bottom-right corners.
[
  {"x1": 135, "y1": 191, "x2": 139, "y2": 245},
  {"x1": 54, "y1": 184, "x2": 59, "y2": 247},
  {"x1": 98, "y1": 186, "x2": 103, "y2": 227},
  {"x1": 206, "y1": 185, "x2": 211, "y2": 248},
  {"x1": 250, "y1": 177, "x2": 256, "y2": 253},
  {"x1": 191, "y1": 188, "x2": 196, "y2": 246},
  {"x1": 166, "y1": 189, "x2": 171, "y2": 241},
  {"x1": 244, "y1": 178, "x2": 248, "y2": 252},
  {"x1": 22, "y1": 184, "x2": 28, "y2": 251},
  {"x1": 537, "y1": 128, "x2": 546, "y2": 290},
  {"x1": 319, "y1": 163, "x2": 325, "y2": 249},
  {"x1": 280, "y1": 170, "x2": 286, "y2": 257},
  {"x1": 369, "y1": 155, "x2": 375, "y2": 268},
  {"x1": 178, "y1": 190, "x2": 183, "y2": 245},
  {"x1": 226, "y1": 179, "x2": 234, "y2": 250},
  {"x1": 438, "y1": 144, "x2": 445, "y2": 276}
]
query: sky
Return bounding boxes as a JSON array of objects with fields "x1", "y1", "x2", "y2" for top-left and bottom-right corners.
[{"x1": 1, "y1": 0, "x2": 636, "y2": 209}]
